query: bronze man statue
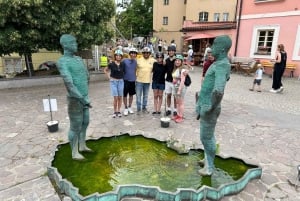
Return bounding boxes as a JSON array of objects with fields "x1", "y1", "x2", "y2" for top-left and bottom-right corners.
[
  {"x1": 57, "y1": 34, "x2": 92, "y2": 160},
  {"x1": 196, "y1": 35, "x2": 232, "y2": 175}
]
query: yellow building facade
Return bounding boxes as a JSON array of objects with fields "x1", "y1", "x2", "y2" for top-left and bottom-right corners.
[
  {"x1": 153, "y1": 0, "x2": 237, "y2": 54},
  {"x1": 0, "y1": 49, "x2": 61, "y2": 76}
]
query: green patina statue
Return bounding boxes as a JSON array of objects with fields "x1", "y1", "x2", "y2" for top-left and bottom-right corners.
[
  {"x1": 57, "y1": 34, "x2": 92, "y2": 160},
  {"x1": 196, "y1": 35, "x2": 232, "y2": 175}
]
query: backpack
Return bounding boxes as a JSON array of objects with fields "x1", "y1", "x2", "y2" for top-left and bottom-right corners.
[{"x1": 184, "y1": 74, "x2": 191, "y2": 87}]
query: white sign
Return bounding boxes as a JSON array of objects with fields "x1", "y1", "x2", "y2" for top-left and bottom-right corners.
[{"x1": 43, "y1": 99, "x2": 58, "y2": 112}]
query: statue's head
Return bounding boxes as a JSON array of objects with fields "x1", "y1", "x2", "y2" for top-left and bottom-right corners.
[
  {"x1": 60, "y1": 34, "x2": 78, "y2": 53},
  {"x1": 211, "y1": 35, "x2": 232, "y2": 59}
]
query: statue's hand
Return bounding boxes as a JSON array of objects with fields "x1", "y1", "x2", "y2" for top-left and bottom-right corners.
[
  {"x1": 85, "y1": 103, "x2": 92, "y2": 108},
  {"x1": 200, "y1": 105, "x2": 212, "y2": 116}
]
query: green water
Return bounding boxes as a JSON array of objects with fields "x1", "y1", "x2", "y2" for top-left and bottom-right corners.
[{"x1": 52, "y1": 134, "x2": 255, "y2": 196}]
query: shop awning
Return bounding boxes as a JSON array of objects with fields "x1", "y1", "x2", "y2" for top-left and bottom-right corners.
[{"x1": 185, "y1": 33, "x2": 215, "y2": 40}]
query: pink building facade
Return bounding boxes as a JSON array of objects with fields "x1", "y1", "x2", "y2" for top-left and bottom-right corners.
[{"x1": 236, "y1": 0, "x2": 300, "y2": 77}]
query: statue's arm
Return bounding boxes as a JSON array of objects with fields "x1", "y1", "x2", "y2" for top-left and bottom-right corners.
[
  {"x1": 58, "y1": 61, "x2": 89, "y2": 105},
  {"x1": 211, "y1": 64, "x2": 229, "y2": 108}
]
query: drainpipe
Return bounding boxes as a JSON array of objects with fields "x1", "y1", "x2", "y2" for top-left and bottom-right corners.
[{"x1": 234, "y1": 0, "x2": 243, "y2": 56}]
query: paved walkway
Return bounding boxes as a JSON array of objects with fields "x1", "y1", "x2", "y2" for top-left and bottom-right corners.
[{"x1": 0, "y1": 68, "x2": 300, "y2": 201}]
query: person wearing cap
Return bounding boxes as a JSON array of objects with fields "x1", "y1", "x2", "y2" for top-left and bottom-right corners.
[
  {"x1": 187, "y1": 45, "x2": 194, "y2": 65},
  {"x1": 171, "y1": 54, "x2": 190, "y2": 123},
  {"x1": 151, "y1": 52, "x2": 167, "y2": 115},
  {"x1": 122, "y1": 48, "x2": 138, "y2": 116},
  {"x1": 165, "y1": 45, "x2": 177, "y2": 117},
  {"x1": 104, "y1": 49, "x2": 125, "y2": 118},
  {"x1": 136, "y1": 46, "x2": 156, "y2": 114}
]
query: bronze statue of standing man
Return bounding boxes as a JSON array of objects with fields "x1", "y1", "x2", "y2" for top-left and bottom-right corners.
[
  {"x1": 196, "y1": 35, "x2": 232, "y2": 175},
  {"x1": 57, "y1": 34, "x2": 92, "y2": 160}
]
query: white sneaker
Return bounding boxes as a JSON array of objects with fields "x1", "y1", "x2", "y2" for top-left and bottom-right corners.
[
  {"x1": 128, "y1": 107, "x2": 134, "y2": 114},
  {"x1": 269, "y1": 89, "x2": 277, "y2": 93},
  {"x1": 123, "y1": 108, "x2": 129, "y2": 116}
]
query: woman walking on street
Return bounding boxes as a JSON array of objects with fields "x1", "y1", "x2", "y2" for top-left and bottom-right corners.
[{"x1": 270, "y1": 44, "x2": 287, "y2": 93}]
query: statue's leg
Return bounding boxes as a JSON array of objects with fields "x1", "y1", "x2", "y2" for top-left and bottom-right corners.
[
  {"x1": 198, "y1": 109, "x2": 220, "y2": 175},
  {"x1": 79, "y1": 107, "x2": 92, "y2": 152},
  {"x1": 68, "y1": 98, "x2": 85, "y2": 160}
]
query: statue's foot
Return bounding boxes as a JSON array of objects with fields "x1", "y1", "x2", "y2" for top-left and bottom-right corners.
[
  {"x1": 198, "y1": 158, "x2": 205, "y2": 165},
  {"x1": 79, "y1": 146, "x2": 93, "y2": 152},
  {"x1": 198, "y1": 167, "x2": 213, "y2": 176},
  {"x1": 72, "y1": 153, "x2": 85, "y2": 161}
]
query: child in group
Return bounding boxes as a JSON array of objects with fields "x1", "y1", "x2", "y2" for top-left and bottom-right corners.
[{"x1": 249, "y1": 64, "x2": 264, "y2": 92}]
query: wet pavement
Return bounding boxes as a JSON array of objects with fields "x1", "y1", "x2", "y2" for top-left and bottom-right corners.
[{"x1": 0, "y1": 67, "x2": 300, "y2": 201}]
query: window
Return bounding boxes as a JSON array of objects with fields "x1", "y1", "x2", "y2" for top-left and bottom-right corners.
[
  {"x1": 199, "y1": 12, "x2": 208, "y2": 22},
  {"x1": 163, "y1": 0, "x2": 169, "y2": 5},
  {"x1": 292, "y1": 25, "x2": 300, "y2": 60},
  {"x1": 214, "y1": 13, "x2": 220, "y2": 22},
  {"x1": 256, "y1": 30, "x2": 274, "y2": 55},
  {"x1": 250, "y1": 25, "x2": 280, "y2": 58},
  {"x1": 223, "y1": 13, "x2": 229, "y2": 21},
  {"x1": 163, "y1": 17, "x2": 168, "y2": 25}
]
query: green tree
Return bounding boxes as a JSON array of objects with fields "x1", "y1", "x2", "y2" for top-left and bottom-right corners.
[
  {"x1": 116, "y1": 0, "x2": 153, "y2": 40},
  {"x1": 0, "y1": 0, "x2": 115, "y2": 76}
]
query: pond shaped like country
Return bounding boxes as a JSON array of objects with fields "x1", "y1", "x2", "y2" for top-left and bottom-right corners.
[{"x1": 50, "y1": 134, "x2": 259, "y2": 197}]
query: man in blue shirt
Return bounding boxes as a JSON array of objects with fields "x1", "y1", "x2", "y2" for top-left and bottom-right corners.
[{"x1": 122, "y1": 48, "x2": 138, "y2": 115}]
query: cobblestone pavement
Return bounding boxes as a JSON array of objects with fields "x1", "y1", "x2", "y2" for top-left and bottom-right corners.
[{"x1": 0, "y1": 67, "x2": 300, "y2": 201}]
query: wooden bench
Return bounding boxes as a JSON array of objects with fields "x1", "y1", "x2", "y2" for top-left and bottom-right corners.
[
  {"x1": 230, "y1": 57, "x2": 258, "y2": 75},
  {"x1": 261, "y1": 61, "x2": 297, "y2": 78}
]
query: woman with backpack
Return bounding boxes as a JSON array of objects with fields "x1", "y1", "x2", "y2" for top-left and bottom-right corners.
[{"x1": 171, "y1": 54, "x2": 191, "y2": 123}]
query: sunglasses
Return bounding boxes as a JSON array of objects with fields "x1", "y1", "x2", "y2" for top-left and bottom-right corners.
[
  {"x1": 157, "y1": 57, "x2": 163, "y2": 58},
  {"x1": 142, "y1": 52, "x2": 150, "y2": 54}
]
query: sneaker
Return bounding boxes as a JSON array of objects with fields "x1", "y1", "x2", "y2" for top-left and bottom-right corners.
[
  {"x1": 123, "y1": 108, "x2": 129, "y2": 116},
  {"x1": 269, "y1": 89, "x2": 277, "y2": 93},
  {"x1": 137, "y1": 110, "x2": 141, "y2": 115},
  {"x1": 278, "y1": 86, "x2": 284, "y2": 93},
  {"x1": 157, "y1": 111, "x2": 161, "y2": 115},
  {"x1": 249, "y1": 88, "x2": 254, "y2": 91},
  {"x1": 175, "y1": 116, "x2": 183, "y2": 123},
  {"x1": 142, "y1": 108, "x2": 149, "y2": 114},
  {"x1": 257, "y1": 90, "x2": 262, "y2": 92},
  {"x1": 172, "y1": 115, "x2": 179, "y2": 120},
  {"x1": 128, "y1": 107, "x2": 134, "y2": 114},
  {"x1": 173, "y1": 111, "x2": 177, "y2": 116},
  {"x1": 117, "y1": 112, "x2": 122, "y2": 117},
  {"x1": 112, "y1": 112, "x2": 117, "y2": 118},
  {"x1": 152, "y1": 111, "x2": 157, "y2": 115},
  {"x1": 165, "y1": 110, "x2": 171, "y2": 116}
]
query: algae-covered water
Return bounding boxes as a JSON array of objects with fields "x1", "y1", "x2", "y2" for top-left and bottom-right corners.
[{"x1": 52, "y1": 134, "x2": 254, "y2": 196}]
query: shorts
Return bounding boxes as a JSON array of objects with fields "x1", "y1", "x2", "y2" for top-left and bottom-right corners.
[
  {"x1": 173, "y1": 86, "x2": 187, "y2": 98},
  {"x1": 152, "y1": 82, "x2": 165, "y2": 90},
  {"x1": 123, "y1": 80, "x2": 136, "y2": 96},
  {"x1": 165, "y1": 81, "x2": 174, "y2": 94},
  {"x1": 110, "y1": 79, "x2": 124, "y2": 96},
  {"x1": 253, "y1": 79, "x2": 262, "y2": 85}
]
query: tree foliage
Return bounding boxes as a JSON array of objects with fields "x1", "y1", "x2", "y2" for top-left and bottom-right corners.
[
  {"x1": 0, "y1": 0, "x2": 115, "y2": 56},
  {"x1": 116, "y1": 0, "x2": 153, "y2": 39}
]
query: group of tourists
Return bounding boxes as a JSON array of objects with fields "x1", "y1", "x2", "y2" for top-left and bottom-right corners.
[{"x1": 103, "y1": 45, "x2": 192, "y2": 123}]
